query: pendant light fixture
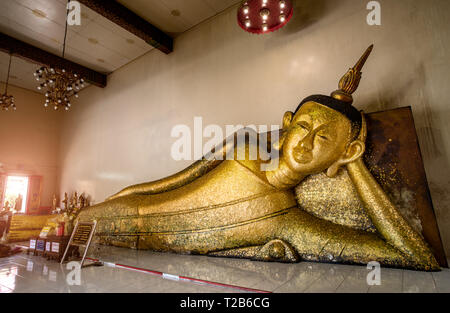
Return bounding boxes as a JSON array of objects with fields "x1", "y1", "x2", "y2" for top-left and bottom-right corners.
[
  {"x1": 34, "y1": 0, "x2": 84, "y2": 111},
  {"x1": 0, "y1": 54, "x2": 16, "y2": 111},
  {"x1": 238, "y1": 0, "x2": 294, "y2": 34}
]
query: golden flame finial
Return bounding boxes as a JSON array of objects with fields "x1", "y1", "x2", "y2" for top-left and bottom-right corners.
[{"x1": 331, "y1": 44, "x2": 374, "y2": 104}]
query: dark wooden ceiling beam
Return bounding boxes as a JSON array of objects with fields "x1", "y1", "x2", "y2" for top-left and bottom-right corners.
[
  {"x1": 0, "y1": 32, "x2": 107, "y2": 88},
  {"x1": 78, "y1": 0, "x2": 173, "y2": 54}
]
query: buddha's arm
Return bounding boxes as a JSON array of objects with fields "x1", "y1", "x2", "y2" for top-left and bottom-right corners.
[
  {"x1": 347, "y1": 158, "x2": 439, "y2": 270},
  {"x1": 107, "y1": 158, "x2": 222, "y2": 200},
  {"x1": 276, "y1": 209, "x2": 418, "y2": 268},
  {"x1": 107, "y1": 129, "x2": 268, "y2": 201}
]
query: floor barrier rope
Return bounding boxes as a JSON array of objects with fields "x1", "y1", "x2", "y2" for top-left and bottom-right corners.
[{"x1": 85, "y1": 257, "x2": 271, "y2": 293}]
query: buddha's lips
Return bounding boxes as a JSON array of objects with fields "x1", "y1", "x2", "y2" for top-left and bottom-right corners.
[{"x1": 293, "y1": 152, "x2": 313, "y2": 164}]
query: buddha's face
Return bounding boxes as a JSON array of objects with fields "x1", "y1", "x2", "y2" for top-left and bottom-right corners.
[{"x1": 280, "y1": 101, "x2": 355, "y2": 177}]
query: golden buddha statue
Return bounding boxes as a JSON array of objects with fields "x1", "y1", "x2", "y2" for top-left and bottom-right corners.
[{"x1": 78, "y1": 45, "x2": 439, "y2": 271}]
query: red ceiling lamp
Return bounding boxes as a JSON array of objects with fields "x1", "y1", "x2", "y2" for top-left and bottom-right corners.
[{"x1": 237, "y1": 0, "x2": 293, "y2": 34}]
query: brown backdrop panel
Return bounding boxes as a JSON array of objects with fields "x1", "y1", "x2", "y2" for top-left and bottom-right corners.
[
  {"x1": 0, "y1": 175, "x2": 5, "y2": 207},
  {"x1": 364, "y1": 107, "x2": 447, "y2": 267},
  {"x1": 26, "y1": 176, "x2": 42, "y2": 215}
]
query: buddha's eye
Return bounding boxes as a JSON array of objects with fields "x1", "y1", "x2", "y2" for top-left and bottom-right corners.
[
  {"x1": 317, "y1": 134, "x2": 330, "y2": 141},
  {"x1": 298, "y1": 122, "x2": 309, "y2": 130}
]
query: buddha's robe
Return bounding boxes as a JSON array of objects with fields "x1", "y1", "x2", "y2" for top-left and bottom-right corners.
[
  {"x1": 79, "y1": 158, "x2": 417, "y2": 269},
  {"x1": 79, "y1": 160, "x2": 295, "y2": 251}
]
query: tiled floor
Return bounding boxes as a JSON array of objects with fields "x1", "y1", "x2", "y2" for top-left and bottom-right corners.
[{"x1": 0, "y1": 244, "x2": 449, "y2": 293}]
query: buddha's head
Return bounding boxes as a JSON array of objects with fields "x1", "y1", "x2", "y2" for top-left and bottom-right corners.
[{"x1": 267, "y1": 45, "x2": 373, "y2": 189}]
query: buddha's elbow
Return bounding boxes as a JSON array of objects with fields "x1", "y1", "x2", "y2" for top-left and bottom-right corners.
[
  {"x1": 106, "y1": 187, "x2": 131, "y2": 201},
  {"x1": 422, "y1": 255, "x2": 441, "y2": 272},
  {"x1": 409, "y1": 251, "x2": 441, "y2": 272}
]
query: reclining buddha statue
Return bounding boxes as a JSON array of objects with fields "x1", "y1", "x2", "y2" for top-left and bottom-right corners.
[{"x1": 78, "y1": 45, "x2": 440, "y2": 271}]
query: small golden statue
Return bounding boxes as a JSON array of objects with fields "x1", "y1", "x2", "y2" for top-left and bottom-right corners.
[
  {"x1": 79, "y1": 45, "x2": 439, "y2": 271},
  {"x1": 79, "y1": 194, "x2": 85, "y2": 209},
  {"x1": 2, "y1": 201, "x2": 11, "y2": 212},
  {"x1": 71, "y1": 192, "x2": 78, "y2": 209},
  {"x1": 52, "y1": 194, "x2": 57, "y2": 212},
  {"x1": 14, "y1": 194, "x2": 23, "y2": 213},
  {"x1": 84, "y1": 196, "x2": 90, "y2": 208},
  {"x1": 62, "y1": 192, "x2": 68, "y2": 211}
]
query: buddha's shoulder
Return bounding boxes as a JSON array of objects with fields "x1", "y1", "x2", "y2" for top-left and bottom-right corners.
[{"x1": 208, "y1": 158, "x2": 272, "y2": 187}]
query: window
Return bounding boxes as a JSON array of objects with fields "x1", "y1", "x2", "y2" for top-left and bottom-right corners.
[{"x1": 3, "y1": 176, "x2": 29, "y2": 213}]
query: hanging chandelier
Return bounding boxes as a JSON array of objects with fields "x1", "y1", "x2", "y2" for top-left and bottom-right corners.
[
  {"x1": 0, "y1": 54, "x2": 16, "y2": 111},
  {"x1": 237, "y1": 0, "x2": 293, "y2": 34},
  {"x1": 34, "y1": 0, "x2": 84, "y2": 111},
  {"x1": 34, "y1": 66, "x2": 84, "y2": 110}
]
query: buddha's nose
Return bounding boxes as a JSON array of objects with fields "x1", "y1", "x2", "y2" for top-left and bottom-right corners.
[{"x1": 297, "y1": 133, "x2": 314, "y2": 151}]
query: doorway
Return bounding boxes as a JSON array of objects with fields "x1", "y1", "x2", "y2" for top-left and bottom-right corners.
[{"x1": 3, "y1": 176, "x2": 29, "y2": 213}]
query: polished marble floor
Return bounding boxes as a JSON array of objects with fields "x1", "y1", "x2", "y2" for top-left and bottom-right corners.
[{"x1": 0, "y1": 244, "x2": 449, "y2": 293}]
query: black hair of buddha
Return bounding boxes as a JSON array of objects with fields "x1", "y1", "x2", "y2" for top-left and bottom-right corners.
[{"x1": 294, "y1": 95, "x2": 362, "y2": 140}]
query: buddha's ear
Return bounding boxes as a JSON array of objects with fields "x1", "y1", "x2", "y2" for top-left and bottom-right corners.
[
  {"x1": 326, "y1": 140, "x2": 365, "y2": 178},
  {"x1": 273, "y1": 111, "x2": 293, "y2": 151},
  {"x1": 283, "y1": 111, "x2": 294, "y2": 129}
]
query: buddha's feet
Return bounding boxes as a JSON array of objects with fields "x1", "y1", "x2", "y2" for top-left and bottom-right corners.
[{"x1": 208, "y1": 239, "x2": 299, "y2": 263}]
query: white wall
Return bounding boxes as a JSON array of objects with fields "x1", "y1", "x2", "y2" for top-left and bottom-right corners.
[
  {"x1": 58, "y1": 0, "x2": 450, "y2": 257},
  {"x1": 0, "y1": 84, "x2": 61, "y2": 208}
]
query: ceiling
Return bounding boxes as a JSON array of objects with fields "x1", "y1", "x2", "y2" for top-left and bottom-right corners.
[
  {"x1": 0, "y1": 0, "x2": 241, "y2": 94},
  {"x1": 0, "y1": 51, "x2": 54, "y2": 94},
  {"x1": 117, "y1": 0, "x2": 242, "y2": 36}
]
